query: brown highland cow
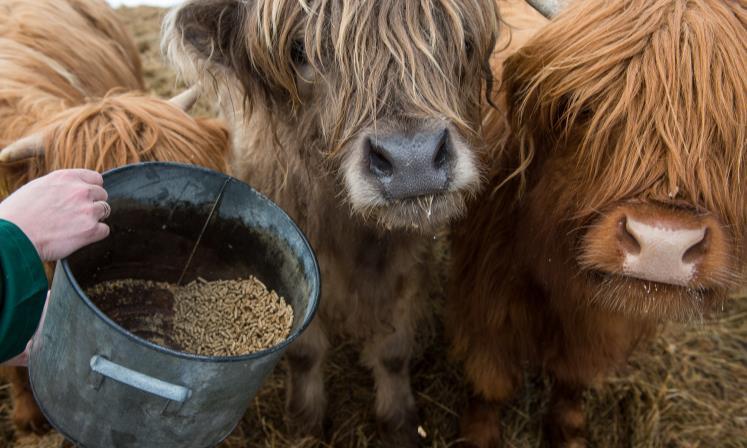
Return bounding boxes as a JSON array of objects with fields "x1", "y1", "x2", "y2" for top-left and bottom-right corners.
[
  {"x1": 0, "y1": 0, "x2": 229, "y2": 433},
  {"x1": 162, "y1": 0, "x2": 502, "y2": 444},
  {"x1": 449, "y1": 0, "x2": 747, "y2": 446}
]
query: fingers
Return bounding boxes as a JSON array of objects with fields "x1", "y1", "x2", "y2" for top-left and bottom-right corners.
[
  {"x1": 66, "y1": 169, "x2": 104, "y2": 186},
  {"x1": 90, "y1": 222, "x2": 110, "y2": 243},
  {"x1": 53, "y1": 222, "x2": 109, "y2": 261},
  {"x1": 93, "y1": 201, "x2": 111, "y2": 220},
  {"x1": 88, "y1": 185, "x2": 108, "y2": 202}
]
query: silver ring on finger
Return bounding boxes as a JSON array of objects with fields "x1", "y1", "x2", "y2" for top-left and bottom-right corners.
[{"x1": 96, "y1": 201, "x2": 111, "y2": 220}]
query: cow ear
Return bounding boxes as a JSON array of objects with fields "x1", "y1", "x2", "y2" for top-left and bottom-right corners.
[{"x1": 165, "y1": 0, "x2": 249, "y2": 71}]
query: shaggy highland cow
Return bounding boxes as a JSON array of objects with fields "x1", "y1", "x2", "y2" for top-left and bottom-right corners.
[
  {"x1": 163, "y1": 0, "x2": 500, "y2": 444},
  {"x1": 0, "y1": 0, "x2": 229, "y2": 433},
  {"x1": 448, "y1": 0, "x2": 747, "y2": 446}
]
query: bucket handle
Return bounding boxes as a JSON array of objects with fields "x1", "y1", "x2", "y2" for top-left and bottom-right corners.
[{"x1": 90, "y1": 355, "x2": 192, "y2": 403}]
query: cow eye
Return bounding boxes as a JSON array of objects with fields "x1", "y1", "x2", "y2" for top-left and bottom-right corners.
[
  {"x1": 291, "y1": 39, "x2": 308, "y2": 67},
  {"x1": 464, "y1": 39, "x2": 475, "y2": 59}
]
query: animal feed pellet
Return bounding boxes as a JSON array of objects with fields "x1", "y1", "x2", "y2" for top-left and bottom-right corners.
[{"x1": 86, "y1": 277, "x2": 293, "y2": 356}]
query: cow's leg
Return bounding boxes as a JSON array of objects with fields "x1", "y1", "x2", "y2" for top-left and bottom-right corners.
[
  {"x1": 2, "y1": 367, "x2": 47, "y2": 433},
  {"x1": 361, "y1": 298, "x2": 419, "y2": 447},
  {"x1": 544, "y1": 381, "x2": 587, "y2": 448},
  {"x1": 459, "y1": 364, "x2": 522, "y2": 448},
  {"x1": 544, "y1": 312, "x2": 627, "y2": 447},
  {"x1": 460, "y1": 396, "x2": 502, "y2": 448},
  {"x1": 285, "y1": 318, "x2": 329, "y2": 437}
]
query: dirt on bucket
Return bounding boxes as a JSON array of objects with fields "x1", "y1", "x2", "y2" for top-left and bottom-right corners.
[{"x1": 85, "y1": 277, "x2": 294, "y2": 357}]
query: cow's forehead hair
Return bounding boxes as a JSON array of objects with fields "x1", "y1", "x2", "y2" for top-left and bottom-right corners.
[
  {"x1": 252, "y1": 0, "x2": 499, "y2": 68},
  {"x1": 246, "y1": 0, "x2": 500, "y2": 150},
  {"x1": 504, "y1": 0, "x2": 747, "y2": 227}
]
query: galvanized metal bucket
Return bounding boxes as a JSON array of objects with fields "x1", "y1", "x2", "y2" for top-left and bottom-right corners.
[{"x1": 27, "y1": 162, "x2": 320, "y2": 448}]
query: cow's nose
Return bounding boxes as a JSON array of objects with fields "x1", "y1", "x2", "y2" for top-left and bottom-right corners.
[
  {"x1": 618, "y1": 215, "x2": 710, "y2": 286},
  {"x1": 365, "y1": 128, "x2": 450, "y2": 199}
]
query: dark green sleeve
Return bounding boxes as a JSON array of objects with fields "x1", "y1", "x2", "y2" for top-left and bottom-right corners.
[{"x1": 0, "y1": 219, "x2": 47, "y2": 362}]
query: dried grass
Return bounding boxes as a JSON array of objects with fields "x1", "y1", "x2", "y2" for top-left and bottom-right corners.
[{"x1": 0, "y1": 6, "x2": 744, "y2": 448}]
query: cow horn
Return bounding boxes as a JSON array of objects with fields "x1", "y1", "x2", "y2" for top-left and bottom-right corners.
[
  {"x1": 0, "y1": 132, "x2": 45, "y2": 163},
  {"x1": 169, "y1": 85, "x2": 200, "y2": 112},
  {"x1": 526, "y1": 0, "x2": 566, "y2": 18}
]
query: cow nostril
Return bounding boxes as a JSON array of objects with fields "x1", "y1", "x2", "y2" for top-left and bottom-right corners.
[
  {"x1": 682, "y1": 228, "x2": 709, "y2": 264},
  {"x1": 618, "y1": 216, "x2": 641, "y2": 255},
  {"x1": 368, "y1": 142, "x2": 394, "y2": 178},
  {"x1": 433, "y1": 129, "x2": 450, "y2": 170}
]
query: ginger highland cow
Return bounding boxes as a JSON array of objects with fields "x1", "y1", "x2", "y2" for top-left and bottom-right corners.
[{"x1": 448, "y1": 0, "x2": 747, "y2": 446}]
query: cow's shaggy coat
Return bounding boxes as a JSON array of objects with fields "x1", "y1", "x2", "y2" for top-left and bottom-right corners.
[
  {"x1": 163, "y1": 0, "x2": 501, "y2": 444},
  {"x1": 448, "y1": 0, "x2": 747, "y2": 446}
]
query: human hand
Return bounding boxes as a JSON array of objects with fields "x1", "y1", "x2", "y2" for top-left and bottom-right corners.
[{"x1": 0, "y1": 169, "x2": 110, "y2": 261}]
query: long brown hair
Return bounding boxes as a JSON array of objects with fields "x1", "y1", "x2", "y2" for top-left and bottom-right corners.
[
  {"x1": 0, "y1": 0, "x2": 229, "y2": 194},
  {"x1": 504, "y1": 0, "x2": 747, "y2": 227},
  {"x1": 6, "y1": 92, "x2": 229, "y2": 191},
  {"x1": 168, "y1": 0, "x2": 500, "y2": 154}
]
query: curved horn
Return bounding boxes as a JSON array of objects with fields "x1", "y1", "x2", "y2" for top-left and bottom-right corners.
[
  {"x1": 168, "y1": 85, "x2": 200, "y2": 112},
  {"x1": 0, "y1": 132, "x2": 45, "y2": 163},
  {"x1": 526, "y1": 0, "x2": 566, "y2": 18}
]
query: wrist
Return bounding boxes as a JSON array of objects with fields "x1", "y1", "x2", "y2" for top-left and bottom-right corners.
[{"x1": 0, "y1": 215, "x2": 43, "y2": 260}]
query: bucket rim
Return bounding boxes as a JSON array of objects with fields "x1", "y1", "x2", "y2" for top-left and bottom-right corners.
[{"x1": 61, "y1": 161, "x2": 321, "y2": 363}]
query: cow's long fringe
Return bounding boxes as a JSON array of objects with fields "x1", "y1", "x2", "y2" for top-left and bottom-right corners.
[
  {"x1": 503, "y1": 0, "x2": 747, "y2": 227},
  {"x1": 0, "y1": 0, "x2": 229, "y2": 195}
]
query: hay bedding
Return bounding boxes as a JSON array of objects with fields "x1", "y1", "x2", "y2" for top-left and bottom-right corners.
[{"x1": 1, "y1": 6, "x2": 746, "y2": 448}]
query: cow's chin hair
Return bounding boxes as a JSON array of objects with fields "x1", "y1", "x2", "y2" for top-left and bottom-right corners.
[
  {"x1": 353, "y1": 191, "x2": 466, "y2": 233},
  {"x1": 583, "y1": 271, "x2": 729, "y2": 323}
]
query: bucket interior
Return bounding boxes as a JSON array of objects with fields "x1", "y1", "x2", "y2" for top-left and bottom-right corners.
[{"x1": 65, "y1": 165, "x2": 317, "y2": 357}]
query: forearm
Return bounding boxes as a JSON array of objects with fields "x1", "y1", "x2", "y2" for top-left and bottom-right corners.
[{"x1": 0, "y1": 219, "x2": 47, "y2": 363}]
